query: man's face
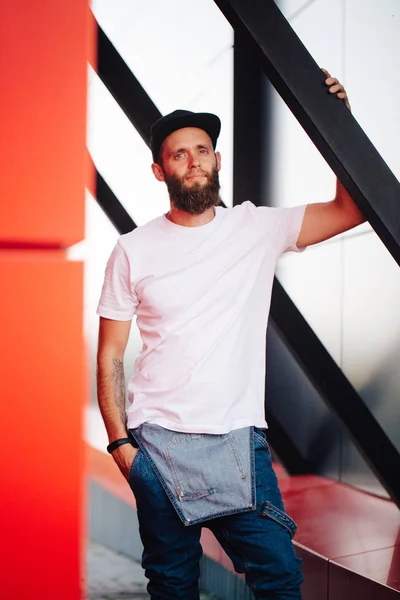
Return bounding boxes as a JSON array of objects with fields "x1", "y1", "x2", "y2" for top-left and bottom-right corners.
[
  {"x1": 152, "y1": 127, "x2": 222, "y2": 214},
  {"x1": 159, "y1": 127, "x2": 221, "y2": 185}
]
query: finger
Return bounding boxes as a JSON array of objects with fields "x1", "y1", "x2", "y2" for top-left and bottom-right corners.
[
  {"x1": 321, "y1": 68, "x2": 335, "y2": 85},
  {"x1": 324, "y1": 78, "x2": 340, "y2": 89},
  {"x1": 329, "y1": 83, "x2": 344, "y2": 94}
]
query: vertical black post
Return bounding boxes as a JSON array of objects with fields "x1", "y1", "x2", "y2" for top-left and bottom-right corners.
[{"x1": 233, "y1": 32, "x2": 272, "y2": 207}]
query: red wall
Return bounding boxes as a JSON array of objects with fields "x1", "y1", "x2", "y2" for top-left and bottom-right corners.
[{"x1": 0, "y1": 2, "x2": 88, "y2": 598}]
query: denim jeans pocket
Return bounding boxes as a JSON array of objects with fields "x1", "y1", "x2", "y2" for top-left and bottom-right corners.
[
  {"x1": 253, "y1": 427, "x2": 271, "y2": 455},
  {"x1": 260, "y1": 500, "x2": 297, "y2": 538},
  {"x1": 128, "y1": 447, "x2": 142, "y2": 487}
]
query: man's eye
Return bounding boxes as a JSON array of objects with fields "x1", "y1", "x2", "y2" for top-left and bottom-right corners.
[
  {"x1": 199, "y1": 149, "x2": 208, "y2": 154},
  {"x1": 174, "y1": 153, "x2": 185, "y2": 159}
]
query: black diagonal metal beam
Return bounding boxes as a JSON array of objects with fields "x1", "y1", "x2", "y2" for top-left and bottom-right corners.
[
  {"x1": 95, "y1": 169, "x2": 136, "y2": 235},
  {"x1": 96, "y1": 21, "x2": 161, "y2": 144},
  {"x1": 214, "y1": 0, "x2": 400, "y2": 266},
  {"x1": 271, "y1": 279, "x2": 400, "y2": 507}
]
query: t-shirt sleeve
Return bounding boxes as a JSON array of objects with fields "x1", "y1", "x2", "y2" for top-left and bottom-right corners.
[
  {"x1": 249, "y1": 203, "x2": 307, "y2": 256},
  {"x1": 96, "y1": 240, "x2": 138, "y2": 321}
]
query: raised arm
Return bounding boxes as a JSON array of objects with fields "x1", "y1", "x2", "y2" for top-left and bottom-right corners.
[
  {"x1": 97, "y1": 316, "x2": 137, "y2": 480},
  {"x1": 296, "y1": 69, "x2": 367, "y2": 248}
]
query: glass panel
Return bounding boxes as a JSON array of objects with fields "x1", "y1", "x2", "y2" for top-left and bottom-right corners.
[
  {"x1": 275, "y1": 0, "x2": 400, "y2": 179},
  {"x1": 342, "y1": 231, "x2": 400, "y2": 453},
  {"x1": 273, "y1": 0, "x2": 400, "y2": 493},
  {"x1": 273, "y1": 0, "x2": 398, "y2": 366}
]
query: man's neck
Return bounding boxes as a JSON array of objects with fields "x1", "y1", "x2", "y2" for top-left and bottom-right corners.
[{"x1": 166, "y1": 206, "x2": 215, "y2": 227}]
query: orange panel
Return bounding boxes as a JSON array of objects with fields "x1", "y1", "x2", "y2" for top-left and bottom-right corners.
[
  {"x1": 0, "y1": 253, "x2": 85, "y2": 599},
  {"x1": 86, "y1": 8, "x2": 97, "y2": 198},
  {"x1": 0, "y1": 1, "x2": 88, "y2": 246}
]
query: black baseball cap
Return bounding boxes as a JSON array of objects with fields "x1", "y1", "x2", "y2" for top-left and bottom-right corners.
[{"x1": 150, "y1": 109, "x2": 221, "y2": 162}]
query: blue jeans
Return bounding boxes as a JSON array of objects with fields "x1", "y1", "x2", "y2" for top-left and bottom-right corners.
[{"x1": 129, "y1": 428, "x2": 303, "y2": 599}]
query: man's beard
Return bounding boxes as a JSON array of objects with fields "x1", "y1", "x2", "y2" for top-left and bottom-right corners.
[{"x1": 163, "y1": 167, "x2": 221, "y2": 215}]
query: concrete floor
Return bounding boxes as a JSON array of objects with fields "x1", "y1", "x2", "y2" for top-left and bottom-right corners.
[{"x1": 86, "y1": 542, "x2": 216, "y2": 600}]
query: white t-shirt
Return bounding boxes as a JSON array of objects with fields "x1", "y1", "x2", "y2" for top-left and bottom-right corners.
[{"x1": 97, "y1": 201, "x2": 306, "y2": 434}]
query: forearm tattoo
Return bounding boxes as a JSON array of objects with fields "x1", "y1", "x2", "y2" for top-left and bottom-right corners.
[{"x1": 112, "y1": 357, "x2": 126, "y2": 426}]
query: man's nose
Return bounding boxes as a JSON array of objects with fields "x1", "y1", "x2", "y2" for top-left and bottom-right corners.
[{"x1": 187, "y1": 153, "x2": 200, "y2": 169}]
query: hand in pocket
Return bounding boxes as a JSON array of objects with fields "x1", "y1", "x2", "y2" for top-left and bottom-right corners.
[{"x1": 111, "y1": 444, "x2": 139, "y2": 481}]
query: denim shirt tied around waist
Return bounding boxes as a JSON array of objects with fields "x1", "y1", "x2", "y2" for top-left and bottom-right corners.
[{"x1": 130, "y1": 423, "x2": 256, "y2": 526}]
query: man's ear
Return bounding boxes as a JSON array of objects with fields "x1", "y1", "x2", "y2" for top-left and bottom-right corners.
[
  {"x1": 215, "y1": 151, "x2": 221, "y2": 172},
  {"x1": 152, "y1": 162, "x2": 165, "y2": 182}
]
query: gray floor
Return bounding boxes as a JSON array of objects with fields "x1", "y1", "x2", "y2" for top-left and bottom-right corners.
[{"x1": 86, "y1": 542, "x2": 216, "y2": 600}]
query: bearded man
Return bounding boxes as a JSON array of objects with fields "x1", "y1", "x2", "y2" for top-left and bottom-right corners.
[{"x1": 96, "y1": 71, "x2": 364, "y2": 600}]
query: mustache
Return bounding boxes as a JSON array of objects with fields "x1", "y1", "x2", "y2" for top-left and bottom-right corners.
[{"x1": 184, "y1": 170, "x2": 209, "y2": 180}]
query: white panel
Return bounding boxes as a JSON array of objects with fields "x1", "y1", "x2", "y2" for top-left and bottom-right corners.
[
  {"x1": 87, "y1": 67, "x2": 169, "y2": 225},
  {"x1": 283, "y1": 0, "x2": 344, "y2": 75},
  {"x1": 270, "y1": 0, "x2": 345, "y2": 210},
  {"x1": 92, "y1": 0, "x2": 233, "y2": 114},
  {"x1": 342, "y1": 231, "x2": 400, "y2": 448},
  {"x1": 276, "y1": 239, "x2": 343, "y2": 365},
  {"x1": 345, "y1": 0, "x2": 400, "y2": 179},
  {"x1": 86, "y1": 404, "x2": 108, "y2": 452},
  {"x1": 69, "y1": 191, "x2": 119, "y2": 333},
  {"x1": 271, "y1": 0, "x2": 346, "y2": 364},
  {"x1": 276, "y1": 0, "x2": 317, "y2": 21},
  {"x1": 270, "y1": 84, "x2": 337, "y2": 210}
]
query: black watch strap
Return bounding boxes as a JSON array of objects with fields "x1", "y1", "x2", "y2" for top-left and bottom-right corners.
[{"x1": 107, "y1": 437, "x2": 132, "y2": 454}]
